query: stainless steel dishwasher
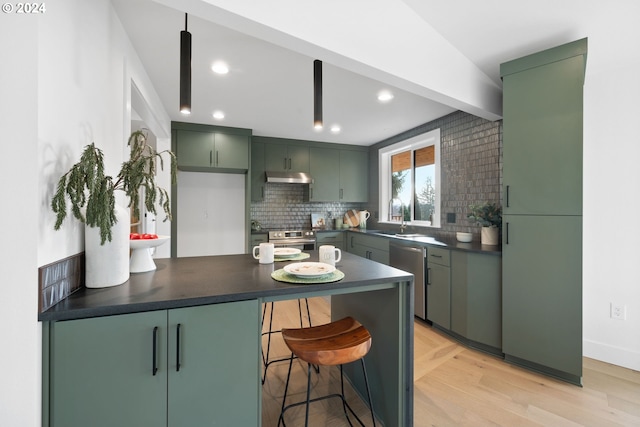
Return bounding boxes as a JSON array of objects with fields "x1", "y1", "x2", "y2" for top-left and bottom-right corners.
[{"x1": 389, "y1": 241, "x2": 426, "y2": 320}]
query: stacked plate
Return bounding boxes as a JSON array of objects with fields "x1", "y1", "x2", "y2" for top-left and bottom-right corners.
[{"x1": 283, "y1": 262, "x2": 336, "y2": 278}]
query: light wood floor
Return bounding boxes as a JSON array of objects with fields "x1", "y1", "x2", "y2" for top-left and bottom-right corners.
[{"x1": 261, "y1": 297, "x2": 640, "y2": 427}]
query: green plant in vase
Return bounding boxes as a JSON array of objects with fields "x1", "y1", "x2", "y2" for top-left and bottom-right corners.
[
  {"x1": 467, "y1": 202, "x2": 502, "y2": 245},
  {"x1": 52, "y1": 130, "x2": 177, "y2": 244}
]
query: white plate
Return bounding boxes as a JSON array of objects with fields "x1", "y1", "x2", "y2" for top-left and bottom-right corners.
[
  {"x1": 283, "y1": 262, "x2": 336, "y2": 278},
  {"x1": 273, "y1": 247, "x2": 302, "y2": 258}
]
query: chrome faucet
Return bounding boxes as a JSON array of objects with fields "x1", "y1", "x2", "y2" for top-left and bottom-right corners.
[{"x1": 399, "y1": 207, "x2": 407, "y2": 234}]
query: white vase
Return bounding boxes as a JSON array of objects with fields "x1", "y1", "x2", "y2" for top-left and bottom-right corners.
[
  {"x1": 85, "y1": 204, "x2": 130, "y2": 288},
  {"x1": 481, "y1": 226, "x2": 499, "y2": 246}
]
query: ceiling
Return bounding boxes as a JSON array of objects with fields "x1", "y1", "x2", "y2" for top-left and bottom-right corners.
[{"x1": 112, "y1": 0, "x2": 639, "y2": 146}]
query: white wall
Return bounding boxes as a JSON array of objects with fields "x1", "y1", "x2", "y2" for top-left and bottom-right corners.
[
  {"x1": 0, "y1": 1, "x2": 171, "y2": 425},
  {"x1": 583, "y1": 54, "x2": 640, "y2": 370},
  {"x1": 0, "y1": 14, "x2": 40, "y2": 427}
]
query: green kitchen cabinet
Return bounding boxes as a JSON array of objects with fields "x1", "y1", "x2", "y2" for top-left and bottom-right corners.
[
  {"x1": 46, "y1": 300, "x2": 260, "y2": 427},
  {"x1": 250, "y1": 232, "x2": 268, "y2": 248},
  {"x1": 307, "y1": 147, "x2": 368, "y2": 202},
  {"x1": 251, "y1": 140, "x2": 265, "y2": 201},
  {"x1": 264, "y1": 142, "x2": 309, "y2": 172},
  {"x1": 347, "y1": 232, "x2": 389, "y2": 265},
  {"x1": 48, "y1": 310, "x2": 167, "y2": 427},
  {"x1": 426, "y1": 246, "x2": 450, "y2": 330},
  {"x1": 451, "y1": 250, "x2": 502, "y2": 352},
  {"x1": 309, "y1": 147, "x2": 340, "y2": 201},
  {"x1": 502, "y1": 40, "x2": 585, "y2": 216},
  {"x1": 502, "y1": 215, "x2": 582, "y2": 383},
  {"x1": 500, "y1": 38, "x2": 585, "y2": 385},
  {"x1": 176, "y1": 129, "x2": 249, "y2": 172},
  {"x1": 317, "y1": 231, "x2": 346, "y2": 251},
  {"x1": 339, "y1": 149, "x2": 368, "y2": 202}
]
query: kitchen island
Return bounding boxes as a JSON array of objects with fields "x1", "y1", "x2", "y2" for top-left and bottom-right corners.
[{"x1": 40, "y1": 252, "x2": 414, "y2": 427}]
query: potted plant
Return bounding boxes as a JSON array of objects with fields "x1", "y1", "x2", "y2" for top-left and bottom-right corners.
[
  {"x1": 467, "y1": 202, "x2": 502, "y2": 245},
  {"x1": 51, "y1": 130, "x2": 177, "y2": 287}
]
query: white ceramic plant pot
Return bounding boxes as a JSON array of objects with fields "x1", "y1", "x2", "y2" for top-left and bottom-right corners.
[
  {"x1": 481, "y1": 226, "x2": 499, "y2": 246},
  {"x1": 85, "y1": 204, "x2": 130, "y2": 288}
]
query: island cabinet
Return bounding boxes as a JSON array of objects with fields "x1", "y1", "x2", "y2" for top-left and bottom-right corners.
[
  {"x1": 316, "y1": 230, "x2": 346, "y2": 251},
  {"x1": 450, "y1": 251, "x2": 502, "y2": 353},
  {"x1": 347, "y1": 232, "x2": 389, "y2": 264},
  {"x1": 500, "y1": 38, "x2": 585, "y2": 385},
  {"x1": 307, "y1": 147, "x2": 368, "y2": 202},
  {"x1": 174, "y1": 127, "x2": 250, "y2": 173},
  {"x1": 426, "y1": 246, "x2": 451, "y2": 329},
  {"x1": 44, "y1": 300, "x2": 260, "y2": 427}
]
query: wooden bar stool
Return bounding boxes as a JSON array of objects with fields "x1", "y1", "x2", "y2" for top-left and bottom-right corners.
[
  {"x1": 278, "y1": 316, "x2": 376, "y2": 426},
  {"x1": 261, "y1": 299, "x2": 318, "y2": 384}
]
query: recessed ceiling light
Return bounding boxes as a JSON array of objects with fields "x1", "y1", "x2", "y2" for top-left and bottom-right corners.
[
  {"x1": 377, "y1": 90, "x2": 394, "y2": 102},
  {"x1": 211, "y1": 62, "x2": 229, "y2": 75},
  {"x1": 314, "y1": 123, "x2": 323, "y2": 131},
  {"x1": 212, "y1": 111, "x2": 225, "y2": 120},
  {"x1": 330, "y1": 125, "x2": 341, "y2": 133}
]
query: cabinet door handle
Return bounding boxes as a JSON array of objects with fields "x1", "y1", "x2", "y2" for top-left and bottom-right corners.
[
  {"x1": 430, "y1": 254, "x2": 443, "y2": 259},
  {"x1": 288, "y1": 158, "x2": 291, "y2": 170},
  {"x1": 152, "y1": 326, "x2": 158, "y2": 376},
  {"x1": 215, "y1": 151, "x2": 219, "y2": 166},
  {"x1": 283, "y1": 158, "x2": 287, "y2": 170},
  {"x1": 310, "y1": 188, "x2": 313, "y2": 199},
  {"x1": 210, "y1": 150, "x2": 213, "y2": 166},
  {"x1": 176, "y1": 323, "x2": 181, "y2": 372},
  {"x1": 339, "y1": 188, "x2": 343, "y2": 199},
  {"x1": 505, "y1": 222, "x2": 510, "y2": 245},
  {"x1": 506, "y1": 185, "x2": 510, "y2": 207},
  {"x1": 426, "y1": 268, "x2": 431, "y2": 285}
]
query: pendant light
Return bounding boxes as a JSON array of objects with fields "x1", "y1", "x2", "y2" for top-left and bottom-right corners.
[
  {"x1": 313, "y1": 59, "x2": 322, "y2": 129},
  {"x1": 179, "y1": 13, "x2": 192, "y2": 115}
]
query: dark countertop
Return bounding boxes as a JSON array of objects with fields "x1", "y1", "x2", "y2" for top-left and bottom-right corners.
[
  {"x1": 39, "y1": 252, "x2": 413, "y2": 322},
  {"x1": 321, "y1": 228, "x2": 502, "y2": 255}
]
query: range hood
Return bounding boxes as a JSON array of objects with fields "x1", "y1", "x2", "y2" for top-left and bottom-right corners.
[{"x1": 265, "y1": 171, "x2": 313, "y2": 184}]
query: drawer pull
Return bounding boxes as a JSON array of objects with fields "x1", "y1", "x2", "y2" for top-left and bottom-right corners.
[
  {"x1": 152, "y1": 326, "x2": 158, "y2": 376},
  {"x1": 176, "y1": 323, "x2": 181, "y2": 372}
]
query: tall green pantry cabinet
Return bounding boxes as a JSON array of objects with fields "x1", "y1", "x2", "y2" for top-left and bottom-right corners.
[{"x1": 500, "y1": 38, "x2": 586, "y2": 385}]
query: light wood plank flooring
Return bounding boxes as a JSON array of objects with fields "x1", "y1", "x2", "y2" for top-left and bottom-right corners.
[{"x1": 262, "y1": 297, "x2": 640, "y2": 426}]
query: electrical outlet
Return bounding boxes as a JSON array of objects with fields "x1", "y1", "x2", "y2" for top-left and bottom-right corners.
[{"x1": 610, "y1": 303, "x2": 627, "y2": 320}]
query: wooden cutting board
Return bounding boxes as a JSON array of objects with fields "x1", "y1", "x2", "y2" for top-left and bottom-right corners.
[{"x1": 344, "y1": 209, "x2": 359, "y2": 227}]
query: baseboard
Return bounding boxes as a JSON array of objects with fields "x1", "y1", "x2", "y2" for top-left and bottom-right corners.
[{"x1": 584, "y1": 339, "x2": 640, "y2": 371}]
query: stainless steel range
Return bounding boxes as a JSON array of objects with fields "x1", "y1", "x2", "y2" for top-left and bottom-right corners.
[{"x1": 268, "y1": 230, "x2": 316, "y2": 251}]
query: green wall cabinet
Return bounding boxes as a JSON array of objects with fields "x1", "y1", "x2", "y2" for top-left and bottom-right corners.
[
  {"x1": 308, "y1": 148, "x2": 368, "y2": 202},
  {"x1": 309, "y1": 147, "x2": 341, "y2": 201},
  {"x1": 451, "y1": 251, "x2": 502, "y2": 351},
  {"x1": 251, "y1": 140, "x2": 265, "y2": 201},
  {"x1": 176, "y1": 129, "x2": 249, "y2": 173},
  {"x1": 339, "y1": 149, "x2": 368, "y2": 202},
  {"x1": 426, "y1": 246, "x2": 450, "y2": 329},
  {"x1": 347, "y1": 232, "x2": 389, "y2": 265},
  {"x1": 264, "y1": 142, "x2": 309, "y2": 172},
  {"x1": 45, "y1": 300, "x2": 260, "y2": 427},
  {"x1": 500, "y1": 38, "x2": 585, "y2": 385}
]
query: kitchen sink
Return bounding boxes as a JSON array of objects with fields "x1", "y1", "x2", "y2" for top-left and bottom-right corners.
[{"x1": 373, "y1": 231, "x2": 429, "y2": 238}]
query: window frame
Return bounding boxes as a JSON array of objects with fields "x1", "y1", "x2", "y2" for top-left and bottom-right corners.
[{"x1": 378, "y1": 128, "x2": 441, "y2": 228}]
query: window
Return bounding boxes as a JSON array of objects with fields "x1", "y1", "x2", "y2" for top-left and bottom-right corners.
[{"x1": 378, "y1": 129, "x2": 440, "y2": 227}]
